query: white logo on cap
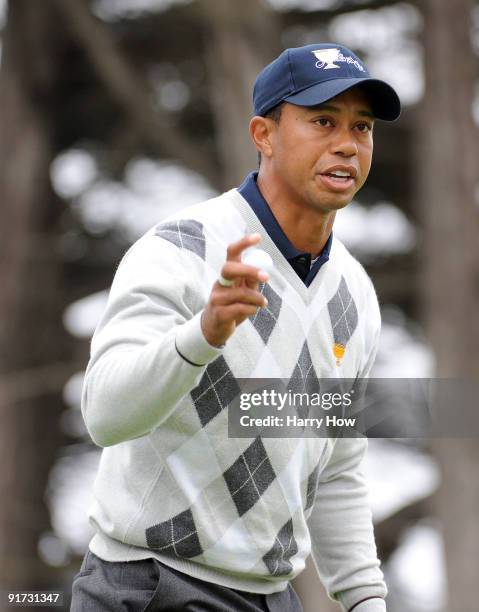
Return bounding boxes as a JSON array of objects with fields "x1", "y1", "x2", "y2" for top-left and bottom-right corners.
[{"x1": 312, "y1": 48, "x2": 366, "y2": 72}]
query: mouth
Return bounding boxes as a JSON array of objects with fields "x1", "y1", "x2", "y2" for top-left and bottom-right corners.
[
  {"x1": 318, "y1": 172, "x2": 355, "y2": 192},
  {"x1": 317, "y1": 165, "x2": 358, "y2": 192}
]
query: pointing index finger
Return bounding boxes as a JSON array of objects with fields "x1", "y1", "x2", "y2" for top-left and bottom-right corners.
[{"x1": 226, "y1": 233, "x2": 261, "y2": 262}]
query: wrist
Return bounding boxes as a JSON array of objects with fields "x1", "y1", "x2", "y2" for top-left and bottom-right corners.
[
  {"x1": 175, "y1": 312, "x2": 224, "y2": 366},
  {"x1": 200, "y1": 310, "x2": 228, "y2": 348}
]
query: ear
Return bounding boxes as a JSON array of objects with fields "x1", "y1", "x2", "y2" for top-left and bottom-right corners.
[{"x1": 249, "y1": 116, "x2": 274, "y2": 160}]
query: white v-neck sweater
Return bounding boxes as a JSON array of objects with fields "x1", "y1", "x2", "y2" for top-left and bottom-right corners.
[{"x1": 81, "y1": 188, "x2": 386, "y2": 612}]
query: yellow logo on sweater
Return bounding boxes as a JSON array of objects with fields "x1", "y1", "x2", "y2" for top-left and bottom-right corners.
[{"x1": 333, "y1": 342, "x2": 345, "y2": 366}]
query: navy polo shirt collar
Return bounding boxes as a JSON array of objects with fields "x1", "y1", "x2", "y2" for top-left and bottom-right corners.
[{"x1": 237, "y1": 171, "x2": 332, "y2": 286}]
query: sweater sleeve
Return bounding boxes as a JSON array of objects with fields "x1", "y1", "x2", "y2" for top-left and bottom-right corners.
[
  {"x1": 307, "y1": 280, "x2": 386, "y2": 612},
  {"x1": 307, "y1": 437, "x2": 387, "y2": 611},
  {"x1": 81, "y1": 233, "x2": 223, "y2": 448}
]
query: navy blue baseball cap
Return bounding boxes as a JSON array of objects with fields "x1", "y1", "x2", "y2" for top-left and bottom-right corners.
[{"x1": 253, "y1": 43, "x2": 401, "y2": 121}]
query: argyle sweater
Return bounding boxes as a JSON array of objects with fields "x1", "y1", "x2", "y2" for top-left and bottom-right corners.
[{"x1": 82, "y1": 188, "x2": 387, "y2": 612}]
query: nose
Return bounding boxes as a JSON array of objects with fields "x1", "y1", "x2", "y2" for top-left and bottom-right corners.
[{"x1": 330, "y1": 127, "x2": 358, "y2": 157}]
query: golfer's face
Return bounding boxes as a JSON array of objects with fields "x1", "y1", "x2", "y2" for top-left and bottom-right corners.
[{"x1": 268, "y1": 88, "x2": 374, "y2": 213}]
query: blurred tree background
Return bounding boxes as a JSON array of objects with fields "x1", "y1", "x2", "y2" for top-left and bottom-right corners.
[{"x1": 0, "y1": 0, "x2": 478, "y2": 611}]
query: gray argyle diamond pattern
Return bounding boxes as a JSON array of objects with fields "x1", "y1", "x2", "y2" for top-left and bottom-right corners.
[
  {"x1": 250, "y1": 282, "x2": 282, "y2": 344},
  {"x1": 155, "y1": 219, "x2": 206, "y2": 259},
  {"x1": 223, "y1": 437, "x2": 276, "y2": 517},
  {"x1": 328, "y1": 276, "x2": 358, "y2": 347},
  {"x1": 145, "y1": 508, "x2": 203, "y2": 558},
  {"x1": 263, "y1": 519, "x2": 298, "y2": 576},
  {"x1": 305, "y1": 461, "x2": 321, "y2": 511},
  {"x1": 191, "y1": 357, "x2": 241, "y2": 427},
  {"x1": 288, "y1": 343, "x2": 320, "y2": 420}
]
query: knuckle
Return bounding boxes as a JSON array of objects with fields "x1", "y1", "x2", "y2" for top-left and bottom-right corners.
[
  {"x1": 246, "y1": 295, "x2": 260, "y2": 307},
  {"x1": 247, "y1": 289, "x2": 263, "y2": 305},
  {"x1": 210, "y1": 289, "x2": 221, "y2": 303},
  {"x1": 239, "y1": 290, "x2": 254, "y2": 303},
  {"x1": 239, "y1": 304, "x2": 256, "y2": 316},
  {"x1": 222, "y1": 262, "x2": 233, "y2": 276}
]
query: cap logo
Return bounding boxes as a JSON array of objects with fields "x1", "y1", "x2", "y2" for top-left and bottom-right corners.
[{"x1": 312, "y1": 48, "x2": 366, "y2": 73}]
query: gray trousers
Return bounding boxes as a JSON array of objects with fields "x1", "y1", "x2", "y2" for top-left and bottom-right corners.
[{"x1": 70, "y1": 550, "x2": 303, "y2": 612}]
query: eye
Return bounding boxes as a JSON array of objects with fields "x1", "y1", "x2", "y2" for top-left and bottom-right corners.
[
  {"x1": 315, "y1": 118, "x2": 333, "y2": 127},
  {"x1": 356, "y1": 122, "x2": 373, "y2": 133}
]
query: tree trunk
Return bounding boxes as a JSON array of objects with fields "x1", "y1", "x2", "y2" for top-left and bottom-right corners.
[
  {"x1": 200, "y1": 0, "x2": 282, "y2": 189},
  {"x1": 0, "y1": 0, "x2": 71, "y2": 592},
  {"x1": 417, "y1": 1, "x2": 479, "y2": 610}
]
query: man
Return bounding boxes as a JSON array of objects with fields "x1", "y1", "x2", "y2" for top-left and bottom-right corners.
[{"x1": 71, "y1": 44, "x2": 400, "y2": 612}]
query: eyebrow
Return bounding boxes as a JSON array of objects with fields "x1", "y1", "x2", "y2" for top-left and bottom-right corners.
[{"x1": 312, "y1": 104, "x2": 375, "y2": 120}]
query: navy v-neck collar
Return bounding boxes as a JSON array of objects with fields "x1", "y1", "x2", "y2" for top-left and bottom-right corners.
[{"x1": 237, "y1": 171, "x2": 332, "y2": 287}]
